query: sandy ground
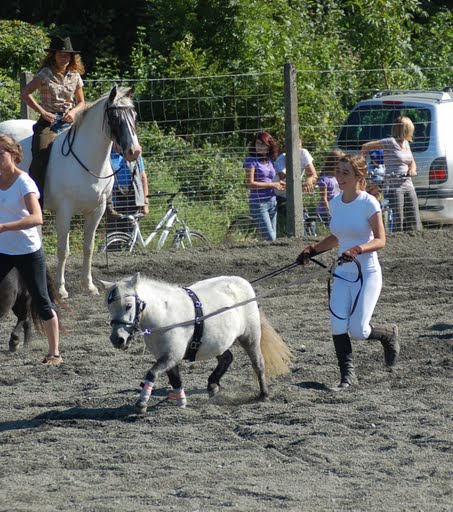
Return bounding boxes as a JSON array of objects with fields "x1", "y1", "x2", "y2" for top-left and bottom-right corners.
[{"x1": 0, "y1": 230, "x2": 452, "y2": 512}]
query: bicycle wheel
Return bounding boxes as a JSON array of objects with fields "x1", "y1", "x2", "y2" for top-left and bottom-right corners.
[
  {"x1": 172, "y1": 229, "x2": 210, "y2": 250},
  {"x1": 100, "y1": 232, "x2": 134, "y2": 253},
  {"x1": 225, "y1": 214, "x2": 259, "y2": 243}
]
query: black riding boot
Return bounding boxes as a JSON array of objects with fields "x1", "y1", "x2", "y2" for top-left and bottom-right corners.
[
  {"x1": 331, "y1": 333, "x2": 356, "y2": 391},
  {"x1": 369, "y1": 323, "x2": 399, "y2": 367}
]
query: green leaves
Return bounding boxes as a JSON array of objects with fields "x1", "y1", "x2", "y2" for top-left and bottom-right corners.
[{"x1": 0, "y1": 20, "x2": 48, "y2": 77}]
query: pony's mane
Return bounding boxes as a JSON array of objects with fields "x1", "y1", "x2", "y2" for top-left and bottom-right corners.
[
  {"x1": 73, "y1": 87, "x2": 134, "y2": 129},
  {"x1": 137, "y1": 276, "x2": 180, "y2": 294}
]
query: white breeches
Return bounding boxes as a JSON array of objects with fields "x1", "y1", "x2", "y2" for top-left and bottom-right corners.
[{"x1": 330, "y1": 268, "x2": 382, "y2": 339}]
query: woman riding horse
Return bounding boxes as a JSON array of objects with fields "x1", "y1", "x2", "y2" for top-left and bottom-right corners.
[
  {"x1": 21, "y1": 36, "x2": 85, "y2": 206},
  {"x1": 0, "y1": 86, "x2": 141, "y2": 299}
]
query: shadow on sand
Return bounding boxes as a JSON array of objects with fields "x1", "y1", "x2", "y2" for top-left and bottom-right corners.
[{"x1": 296, "y1": 381, "x2": 330, "y2": 391}]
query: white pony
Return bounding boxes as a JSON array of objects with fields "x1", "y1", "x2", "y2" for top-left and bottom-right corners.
[
  {"x1": 0, "y1": 86, "x2": 141, "y2": 298},
  {"x1": 101, "y1": 273, "x2": 292, "y2": 413}
]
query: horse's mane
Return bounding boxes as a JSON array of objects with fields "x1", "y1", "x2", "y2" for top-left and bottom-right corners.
[
  {"x1": 136, "y1": 276, "x2": 180, "y2": 295},
  {"x1": 73, "y1": 87, "x2": 134, "y2": 129}
]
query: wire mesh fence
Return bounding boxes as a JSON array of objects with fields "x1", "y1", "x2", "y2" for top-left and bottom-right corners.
[{"x1": 40, "y1": 65, "x2": 453, "y2": 254}]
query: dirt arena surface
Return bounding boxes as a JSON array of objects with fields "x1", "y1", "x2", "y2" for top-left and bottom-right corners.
[{"x1": 1, "y1": 230, "x2": 452, "y2": 512}]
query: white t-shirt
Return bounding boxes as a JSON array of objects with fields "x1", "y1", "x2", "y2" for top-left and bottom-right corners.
[
  {"x1": 0, "y1": 173, "x2": 42, "y2": 255},
  {"x1": 273, "y1": 149, "x2": 314, "y2": 198},
  {"x1": 329, "y1": 191, "x2": 381, "y2": 273}
]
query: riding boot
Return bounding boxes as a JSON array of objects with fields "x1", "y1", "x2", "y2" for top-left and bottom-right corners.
[
  {"x1": 331, "y1": 333, "x2": 356, "y2": 391},
  {"x1": 105, "y1": 193, "x2": 121, "y2": 219},
  {"x1": 369, "y1": 323, "x2": 399, "y2": 367}
]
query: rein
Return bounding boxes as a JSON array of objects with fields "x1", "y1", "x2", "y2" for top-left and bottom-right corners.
[
  {"x1": 60, "y1": 104, "x2": 136, "y2": 179},
  {"x1": 311, "y1": 257, "x2": 363, "y2": 320},
  {"x1": 114, "y1": 160, "x2": 139, "y2": 196},
  {"x1": 108, "y1": 256, "x2": 363, "y2": 337}
]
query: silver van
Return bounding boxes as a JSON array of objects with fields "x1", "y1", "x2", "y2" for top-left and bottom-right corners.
[{"x1": 335, "y1": 89, "x2": 453, "y2": 224}]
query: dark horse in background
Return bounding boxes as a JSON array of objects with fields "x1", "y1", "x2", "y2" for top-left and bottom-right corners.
[{"x1": 0, "y1": 267, "x2": 57, "y2": 352}]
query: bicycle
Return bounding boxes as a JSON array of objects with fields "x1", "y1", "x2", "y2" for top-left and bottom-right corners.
[{"x1": 100, "y1": 190, "x2": 210, "y2": 253}]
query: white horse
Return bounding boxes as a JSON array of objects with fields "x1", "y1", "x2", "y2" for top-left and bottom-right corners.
[
  {"x1": 0, "y1": 86, "x2": 141, "y2": 298},
  {"x1": 101, "y1": 273, "x2": 292, "y2": 414}
]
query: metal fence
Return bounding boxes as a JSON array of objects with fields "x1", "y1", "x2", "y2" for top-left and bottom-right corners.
[{"x1": 23, "y1": 64, "x2": 452, "y2": 254}]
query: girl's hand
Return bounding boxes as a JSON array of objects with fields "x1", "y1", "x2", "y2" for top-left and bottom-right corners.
[
  {"x1": 42, "y1": 111, "x2": 56, "y2": 123},
  {"x1": 62, "y1": 110, "x2": 76, "y2": 123},
  {"x1": 341, "y1": 245, "x2": 362, "y2": 262},
  {"x1": 273, "y1": 180, "x2": 286, "y2": 191},
  {"x1": 303, "y1": 176, "x2": 317, "y2": 193},
  {"x1": 296, "y1": 245, "x2": 318, "y2": 265}
]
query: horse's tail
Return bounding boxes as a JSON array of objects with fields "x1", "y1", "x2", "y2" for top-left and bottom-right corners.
[
  {"x1": 30, "y1": 267, "x2": 64, "y2": 333},
  {"x1": 259, "y1": 311, "x2": 292, "y2": 378}
]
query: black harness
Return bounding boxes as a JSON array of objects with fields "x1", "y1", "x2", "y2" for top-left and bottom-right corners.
[{"x1": 182, "y1": 287, "x2": 204, "y2": 361}]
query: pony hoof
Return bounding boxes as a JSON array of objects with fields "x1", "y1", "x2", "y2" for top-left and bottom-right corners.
[
  {"x1": 208, "y1": 383, "x2": 220, "y2": 397},
  {"x1": 258, "y1": 394, "x2": 270, "y2": 402},
  {"x1": 9, "y1": 337, "x2": 20, "y2": 352},
  {"x1": 134, "y1": 400, "x2": 148, "y2": 414}
]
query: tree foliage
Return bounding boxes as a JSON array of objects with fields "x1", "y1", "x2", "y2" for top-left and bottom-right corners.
[{"x1": 0, "y1": 0, "x2": 452, "y2": 131}]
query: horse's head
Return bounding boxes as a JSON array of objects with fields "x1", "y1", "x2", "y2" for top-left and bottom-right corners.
[
  {"x1": 105, "y1": 86, "x2": 142, "y2": 162},
  {"x1": 100, "y1": 273, "x2": 145, "y2": 350}
]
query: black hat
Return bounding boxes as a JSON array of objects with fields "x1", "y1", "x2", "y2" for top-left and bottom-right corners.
[{"x1": 45, "y1": 36, "x2": 79, "y2": 53}]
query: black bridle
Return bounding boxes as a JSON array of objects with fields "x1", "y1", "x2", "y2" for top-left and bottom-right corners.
[
  {"x1": 104, "y1": 105, "x2": 137, "y2": 145},
  {"x1": 60, "y1": 103, "x2": 137, "y2": 179},
  {"x1": 108, "y1": 287, "x2": 146, "y2": 334}
]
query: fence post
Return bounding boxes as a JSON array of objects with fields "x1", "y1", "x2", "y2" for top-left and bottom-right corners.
[
  {"x1": 20, "y1": 72, "x2": 35, "y2": 120},
  {"x1": 284, "y1": 62, "x2": 304, "y2": 237}
]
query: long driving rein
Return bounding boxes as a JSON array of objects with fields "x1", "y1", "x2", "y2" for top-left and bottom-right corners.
[{"x1": 60, "y1": 104, "x2": 137, "y2": 179}]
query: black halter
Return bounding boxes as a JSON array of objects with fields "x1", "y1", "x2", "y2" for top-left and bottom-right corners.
[
  {"x1": 104, "y1": 104, "x2": 137, "y2": 146},
  {"x1": 108, "y1": 287, "x2": 146, "y2": 333}
]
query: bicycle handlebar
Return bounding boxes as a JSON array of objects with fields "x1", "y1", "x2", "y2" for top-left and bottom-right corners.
[{"x1": 116, "y1": 213, "x2": 144, "y2": 221}]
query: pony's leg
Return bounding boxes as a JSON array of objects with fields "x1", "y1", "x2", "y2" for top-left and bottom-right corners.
[
  {"x1": 22, "y1": 318, "x2": 32, "y2": 346},
  {"x1": 10, "y1": 300, "x2": 31, "y2": 352},
  {"x1": 166, "y1": 365, "x2": 187, "y2": 408},
  {"x1": 55, "y1": 210, "x2": 72, "y2": 299},
  {"x1": 238, "y1": 335, "x2": 269, "y2": 401},
  {"x1": 207, "y1": 349, "x2": 234, "y2": 397},
  {"x1": 8, "y1": 319, "x2": 23, "y2": 352},
  {"x1": 82, "y1": 207, "x2": 104, "y2": 295},
  {"x1": 135, "y1": 354, "x2": 179, "y2": 414}
]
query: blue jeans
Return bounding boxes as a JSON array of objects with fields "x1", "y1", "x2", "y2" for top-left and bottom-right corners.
[{"x1": 250, "y1": 199, "x2": 277, "y2": 241}]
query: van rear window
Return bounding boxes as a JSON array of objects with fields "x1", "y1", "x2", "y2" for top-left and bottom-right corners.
[{"x1": 337, "y1": 105, "x2": 431, "y2": 152}]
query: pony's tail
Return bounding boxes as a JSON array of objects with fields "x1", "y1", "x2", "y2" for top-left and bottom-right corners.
[
  {"x1": 31, "y1": 267, "x2": 65, "y2": 334},
  {"x1": 260, "y1": 311, "x2": 292, "y2": 378}
]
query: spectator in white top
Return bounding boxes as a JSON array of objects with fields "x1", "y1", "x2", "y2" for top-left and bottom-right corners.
[{"x1": 273, "y1": 138, "x2": 318, "y2": 197}]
